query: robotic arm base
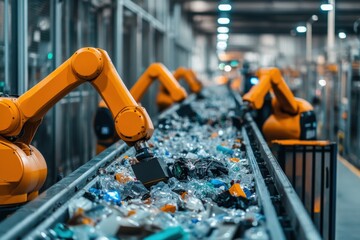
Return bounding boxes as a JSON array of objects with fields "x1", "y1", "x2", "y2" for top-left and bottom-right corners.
[{"x1": 0, "y1": 140, "x2": 47, "y2": 205}]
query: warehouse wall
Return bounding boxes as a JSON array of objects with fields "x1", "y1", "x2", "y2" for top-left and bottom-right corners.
[{"x1": 0, "y1": 0, "x2": 197, "y2": 188}]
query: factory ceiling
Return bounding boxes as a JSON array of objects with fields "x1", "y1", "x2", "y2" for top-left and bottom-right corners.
[{"x1": 177, "y1": 0, "x2": 360, "y2": 35}]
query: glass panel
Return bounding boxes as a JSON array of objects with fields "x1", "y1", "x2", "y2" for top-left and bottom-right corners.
[
  {"x1": 123, "y1": 7, "x2": 138, "y2": 86},
  {"x1": 349, "y1": 65, "x2": 360, "y2": 162},
  {"x1": 27, "y1": 0, "x2": 56, "y2": 189},
  {"x1": 28, "y1": 0, "x2": 51, "y2": 88},
  {"x1": 55, "y1": 0, "x2": 100, "y2": 180},
  {"x1": 132, "y1": 0, "x2": 146, "y2": 10},
  {"x1": 27, "y1": 0, "x2": 102, "y2": 188}
]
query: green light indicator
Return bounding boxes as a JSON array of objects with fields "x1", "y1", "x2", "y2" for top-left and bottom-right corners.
[
  {"x1": 219, "y1": 63, "x2": 225, "y2": 70},
  {"x1": 47, "y1": 52, "x2": 53, "y2": 60}
]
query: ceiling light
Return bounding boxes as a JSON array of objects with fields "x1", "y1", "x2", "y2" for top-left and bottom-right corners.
[
  {"x1": 217, "y1": 33, "x2": 229, "y2": 40},
  {"x1": 319, "y1": 79, "x2": 327, "y2": 87},
  {"x1": 218, "y1": 4, "x2": 232, "y2": 11},
  {"x1": 338, "y1": 32, "x2": 346, "y2": 39},
  {"x1": 320, "y1": 3, "x2": 333, "y2": 11},
  {"x1": 218, "y1": 17, "x2": 230, "y2": 25},
  {"x1": 224, "y1": 65, "x2": 232, "y2": 72},
  {"x1": 311, "y1": 15, "x2": 318, "y2": 21},
  {"x1": 217, "y1": 26, "x2": 229, "y2": 33},
  {"x1": 296, "y1": 25, "x2": 307, "y2": 33},
  {"x1": 217, "y1": 41, "x2": 227, "y2": 50}
]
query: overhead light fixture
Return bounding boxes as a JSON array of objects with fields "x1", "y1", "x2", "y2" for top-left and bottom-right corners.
[
  {"x1": 218, "y1": 17, "x2": 230, "y2": 25},
  {"x1": 218, "y1": 4, "x2": 232, "y2": 11},
  {"x1": 217, "y1": 33, "x2": 229, "y2": 40},
  {"x1": 224, "y1": 65, "x2": 232, "y2": 72},
  {"x1": 311, "y1": 15, "x2": 318, "y2": 22},
  {"x1": 320, "y1": 2, "x2": 333, "y2": 11},
  {"x1": 319, "y1": 79, "x2": 327, "y2": 87},
  {"x1": 296, "y1": 25, "x2": 307, "y2": 33},
  {"x1": 217, "y1": 26, "x2": 229, "y2": 33},
  {"x1": 217, "y1": 41, "x2": 227, "y2": 50},
  {"x1": 338, "y1": 32, "x2": 346, "y2": 39}
]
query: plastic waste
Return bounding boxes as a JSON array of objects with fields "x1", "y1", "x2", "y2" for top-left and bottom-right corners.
[{"x1": 46, "y1": 87, "x2": 266, "y2": 239}]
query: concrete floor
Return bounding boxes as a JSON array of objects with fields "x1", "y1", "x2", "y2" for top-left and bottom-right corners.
[{"x1": 336, "y1": 157, "x2": 360, "y2": 240}]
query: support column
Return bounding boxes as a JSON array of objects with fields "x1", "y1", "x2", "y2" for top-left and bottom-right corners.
[
  {"x1": 115, "y1": 0, "x2": 124, "y2": 76},
  {"x1": 327, "y1": 0, "x2": 336, "y2": 63},
  {"x1": 306, "y1": 22, "x2": 313, "y2": 100},
  {"x1": 51, "y1": 0, "x2": 62, "y2": 68},
  {"x1": 18, "y1": 0, "x2": 28, "y2": 94},
  {"x1": 4, "y1": 0, "x2": 9, "y2": 92},
  {"x1": 306, "y1": 22, "x2": 312, "y2": 63}
]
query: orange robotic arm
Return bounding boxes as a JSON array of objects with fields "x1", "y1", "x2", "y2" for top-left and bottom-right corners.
[
  {"x1": 242, "y1": 68, "x2": 316, "y2": 141},
  {"x1": 172, "y1": 67, "x2": 202, "y2": 94},
  {"x1": 97, "y1": 63, "x2": 187, "y2": 107},
  {"x1": 243, "y1": 68, "x2": 298, "y2": 114},
  {"x1": 95, "y1": 63, "x2": 187, "y2": 153},
  {"x1": 0, "y1": 47, "x2": 153, "y2": 205},
  {"x1": 157, "y1": 67, "x2": 202, "y2": 110},
  {"x1": 131, "y1": 63, "x2": 187, "y2": 103}
]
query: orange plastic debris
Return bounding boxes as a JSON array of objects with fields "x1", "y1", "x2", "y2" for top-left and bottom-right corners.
[
  {"x1": 115, "y1": 173, "x2": 133, "y2": 184},
  {"x1": 230, "y1": 158, "x2": 240, "y2": 163},
  {"x1": 229, "y1": 183, "x2": 247, "y2": 198},
  {"x1": 67, "y1": 208, "x2": 95, "y2": 226},
  {"x1": 160, "y1": 204, "x2": 177, "y2": 213},
  {"x1": 127, "y1": 210, "x2": 137, "y2": 216},
  {"x1": 211, "y1": 132, "x2": 218, "y2": 138},
  {"x1": 180, "y1": 191, "x2": 188, "y2": 200}
]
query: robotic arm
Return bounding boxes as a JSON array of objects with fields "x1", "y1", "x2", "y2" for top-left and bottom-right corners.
[
  {"x1": 0, "y1": 47, "x2": 154, "y2": 205},
  {"x1": 131, "y1": 63, "x2": 187, "y2": 103},
  {"x1": 172, "y1": 67, "x2": 202, "y2": 94},
  {"x1": 95, "y1": 63, "x2": 187, "y2": 153},
  {"x1": 157, "y1": 67, "x2": 202, "y2": 110},
  {"x1": 242, "y1": 68, "x2": 316, "y2": 141}
]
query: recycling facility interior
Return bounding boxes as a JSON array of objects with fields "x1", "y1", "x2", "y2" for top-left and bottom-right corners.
[{"x1": 0, "y1": 0, "x2": 360, "y2": 239}]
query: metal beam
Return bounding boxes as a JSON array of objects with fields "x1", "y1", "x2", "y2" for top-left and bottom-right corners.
[
  {"x1": 175, "y1": 0, "x2": 360, "y2": 2},
  {"x1": 115, "y1": 0, "x2": 124, "y2": 76},
  {"x1": 4, "y1": 0, "x2": 9, "y2": 92},
  {"x1": 194, "y1": 25, "x2": 354, "y2": 35},
  {"x1": 17, "y1": 0, "x2": 28, "y2": 94},
  {"x1": 188, "y1": 9, "x2": 360, "y2": 17},
  {"x1": 123, "y1": 0, "x2": 166, "y2": 32}
]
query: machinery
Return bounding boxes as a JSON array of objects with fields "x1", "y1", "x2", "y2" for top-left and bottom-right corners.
[
  {"x1": 243, "y1": 67, "x2": 317, "y2": 142},
  {"x1": 95, "y1": 63, "x2": 187, "y2": 153},
  {"x1": 0, "y1": 47, "x2": 156, "y2": 206},
  {"x1": 157, "y1": 67, "x2": 202, "y2": 111}
]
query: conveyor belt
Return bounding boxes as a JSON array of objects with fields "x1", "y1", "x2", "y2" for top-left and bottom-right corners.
[{"x1": 0, "y1": 86, "x2": 321, "y2": 239}]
